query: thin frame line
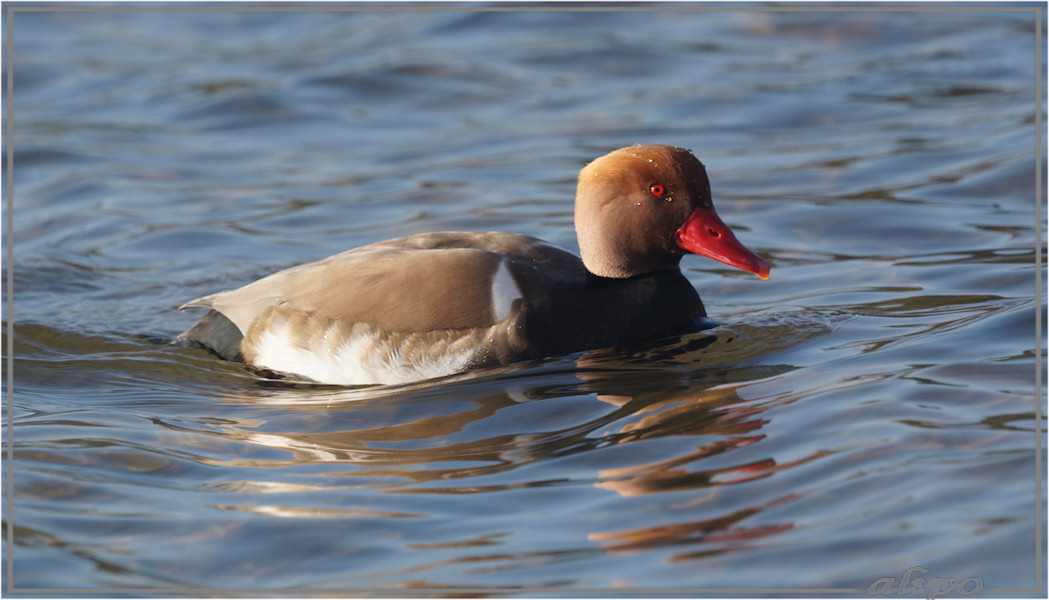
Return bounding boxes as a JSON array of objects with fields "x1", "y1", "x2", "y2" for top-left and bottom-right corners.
[
  {"x1": 6, "y1": 586, "x2": 868, "y2": 594},
  {"x1": 3, "y1": 2, "x2": 1044, "y2": 597},
  {"x1": 4, "y1": 3, "x2": 1045, "y2": 13},
  {"x1": 4, "y1": 4, "x2": 14, "y2": 597},
  {"x1": 1035, "y1": 4, "x2": 1045, "y2": 598}
]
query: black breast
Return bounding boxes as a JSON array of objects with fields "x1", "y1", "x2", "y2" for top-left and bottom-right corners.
[{"x1": 510, "y1": 268, "x2": 707, "y2": 361}]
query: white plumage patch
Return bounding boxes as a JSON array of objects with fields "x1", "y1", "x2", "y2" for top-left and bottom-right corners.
[
  {"x1": 489, "y1": 259, "x2": 522, "y2": 323},
  {"x1": 250, "y1": 320, "x2": 477, "y2": 386}
]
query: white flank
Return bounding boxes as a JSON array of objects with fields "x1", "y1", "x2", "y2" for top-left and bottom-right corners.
[
  {"x1": 250, "y1": 321, "x2": 475, "y2": 386},
  {"x1": 489, "y1": 259, "x2": 522, "y2": 322}
]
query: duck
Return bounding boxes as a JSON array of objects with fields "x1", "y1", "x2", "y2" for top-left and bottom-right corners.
[{"x1": 178, "y1": 144, "x2": 770, "y2": 386}]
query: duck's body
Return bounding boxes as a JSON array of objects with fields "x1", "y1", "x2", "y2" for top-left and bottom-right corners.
[
  {"x1": 179, "y1": 145, "x2": 769, "y2": 385},
  {"x1": 181, "y1": 231, "x2": 708, "y2": 385}
]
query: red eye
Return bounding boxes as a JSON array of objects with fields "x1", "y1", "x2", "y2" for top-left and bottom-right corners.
[{"x1": 649, "y1": 183, "x2": 666, "y2": 198}]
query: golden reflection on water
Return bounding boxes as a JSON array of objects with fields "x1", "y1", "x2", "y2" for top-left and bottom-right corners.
[{"x1": 163, "y1": 347, "x2": 816, "y2": 573}]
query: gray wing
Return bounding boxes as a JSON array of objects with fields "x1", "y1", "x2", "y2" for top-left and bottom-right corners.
[{"x1": 178, "y1": 232, "x2": 585, "y2": 359}]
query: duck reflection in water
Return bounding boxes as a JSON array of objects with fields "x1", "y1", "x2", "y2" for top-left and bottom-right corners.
[{"x1": 177, "y1": 330, "x2": 799, "y2": 567}]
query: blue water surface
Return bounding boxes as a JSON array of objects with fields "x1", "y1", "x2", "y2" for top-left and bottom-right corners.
[{"x1": 5, "y1": 6, "x2": 1045, "y2": 595}]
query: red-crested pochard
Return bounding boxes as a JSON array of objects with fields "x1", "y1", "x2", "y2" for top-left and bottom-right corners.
[{"x1": 179, "y1": 144, "x2": 770, "y2": 385}]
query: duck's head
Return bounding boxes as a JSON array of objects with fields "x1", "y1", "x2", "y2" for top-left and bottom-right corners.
[{"x1": 574, "y1": 144, "x2": 771, "y2": 280}]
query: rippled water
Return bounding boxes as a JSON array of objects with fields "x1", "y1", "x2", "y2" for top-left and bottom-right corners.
[{"x1": 6, "y1": 7, "x2": 1045, "y2": 594}]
